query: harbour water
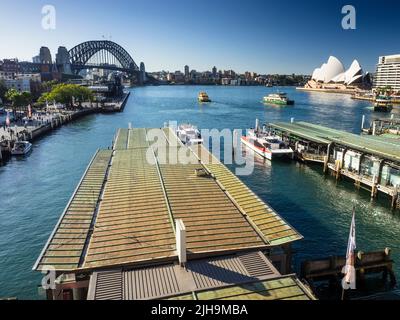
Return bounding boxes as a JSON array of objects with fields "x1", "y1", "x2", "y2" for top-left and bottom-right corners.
[{"x1": 0, "y1": 86, "x2": 398, "y2": 299}]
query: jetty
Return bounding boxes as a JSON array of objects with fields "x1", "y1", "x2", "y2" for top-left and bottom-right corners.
[
  {"x1": 268, "y1": 121, "x2": 400, "y2": 209},
  {"x1": 0, "y1": 92, "x2": 130, "y2": 166},
  {"x1": 33, "y1": 127, "x2": 316, "y2": 301},
  {"x1": 301, "y1": 249, "x2": 396, "y2": 298}
]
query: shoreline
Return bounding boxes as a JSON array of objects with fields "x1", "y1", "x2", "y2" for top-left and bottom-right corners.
[
  {"x1": 0, "y1": 92, "x2": 130, "y2": 166},
  {"x1": 296, "y1": 87, "x2": 356, "y2": 95}
]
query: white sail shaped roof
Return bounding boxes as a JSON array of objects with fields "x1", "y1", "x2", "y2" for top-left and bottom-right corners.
[
  {"x1": 344, "y1": 60, "x2": 362, "y2": 84},
  {"x1": 311, "y1": 56, "x2": 364, "y2": 85}
]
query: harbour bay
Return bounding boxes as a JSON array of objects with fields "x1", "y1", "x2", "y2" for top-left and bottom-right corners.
[{"x1": 0, "y1": 85, "x2": 398, "y2": 299}]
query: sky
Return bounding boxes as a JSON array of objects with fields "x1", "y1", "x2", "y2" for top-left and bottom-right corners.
[{"x1": 0, "y1": 0, "x2": 399, "y2": 74}]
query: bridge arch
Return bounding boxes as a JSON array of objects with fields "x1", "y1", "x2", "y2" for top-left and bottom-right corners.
[{"x1": 68, "y1": 40, "x2": 139, "y2": 73}]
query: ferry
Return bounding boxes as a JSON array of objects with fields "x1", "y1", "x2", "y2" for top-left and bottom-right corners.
[
  {"x1": 374, "y1": 96, "x2": 392, "y2": 112},
  {"x1": 11, "y1": 141, "x2": 32, "y2": 156},
  {"x1": 176, "y1": 124, "x2": 203, "y2": 146},
  {"x1": 198, "y1": 92, "x2": 211, "y2": 103},
  {"x1": 263, "y1": 92, "x2": 294, "y2": 105},
  {"x1": 241, "y1": 129, "x2": 293, "y2": 160}
]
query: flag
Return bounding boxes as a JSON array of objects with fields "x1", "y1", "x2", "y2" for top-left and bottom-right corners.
[
  {"x1": 5, "y1": 111, "x2": 10, "y2": 127},
  {"x1": 342, "y1": 207, "x2": 356, "y2": 289},
  {"x1": 28, "y1": 104, "x2": 32, "y2": 118}
]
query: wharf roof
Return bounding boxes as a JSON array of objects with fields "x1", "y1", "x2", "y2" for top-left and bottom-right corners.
[
  {"x1": 34, "y1": 127, "x2": 301, "y2": 272},
  {"x1": 87, "y1": 251, "x2": 316, "y2": 300},
  {"x1": 270, "y1": 121, "x2": 400, "y2": 163}
]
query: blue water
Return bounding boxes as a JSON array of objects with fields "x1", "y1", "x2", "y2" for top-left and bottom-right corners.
[{"x1": 0, "y1": 86, "x2": 398, "y2": 299}]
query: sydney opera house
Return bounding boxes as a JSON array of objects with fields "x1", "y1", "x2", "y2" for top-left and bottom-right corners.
[{"x1": 304, "y1": 56, "x2": 371, "y2": 91}]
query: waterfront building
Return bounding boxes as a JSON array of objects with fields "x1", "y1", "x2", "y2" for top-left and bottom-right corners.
[
  {"x1": 0, "y1": 70, "x2": 15, "y2": 80},
  {"x1": 1, "y1": 59, "x2": 20, "y2": 73},
  {"x1": 305, "y1": 56, "x2": 371, "y2": 90},
  {"x1": 4, "y1": 78, "x2": 31, "y2": 92},
  {"x1": 374, "y1": 54, "x2": 400, "y2": 92},
  {"x1": 269, "y1": 121, "x2": 400, "y2": 208},
  {"x1": 174, "y1": 70, "x2": 184, "y2": 82},
  {"x1": 221, "y1": 77, "x2": 230, "y2": 85}
]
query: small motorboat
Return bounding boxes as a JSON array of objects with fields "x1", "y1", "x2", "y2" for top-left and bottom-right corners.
[
  {"x1": 11, "y1": 141, "x2": 32, "y2": 156},
  {"x1": 176, "y1": 124, "x2": 203, "y2": 146},
  {"x1": 198, "y1": 92, "x2": 211, "y2": 103},
  {"x1": 241, "y1": 129, "x2": 293, "y2": 160}
]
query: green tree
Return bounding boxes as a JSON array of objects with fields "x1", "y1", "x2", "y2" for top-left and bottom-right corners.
[
  {"x1": 5, "y1": 89, "x2": 32, "y2": 118},
  {"x1": 38, "y1": 84, "x2": 93, "y2": 108}
]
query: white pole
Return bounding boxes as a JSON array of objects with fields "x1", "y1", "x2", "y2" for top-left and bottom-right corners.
[
  {"x1": 372, "y1": 122, "x2": 376, "y2": 136},
  {"x1": 291, "y1": 117, "x2": 294, "y2": 123},
  {"x1": 255, "y1": 118, "x2": 259, "y2": 132},
  {"x1": 361, "y1": 115, "x2": 365, "y2": 130}
]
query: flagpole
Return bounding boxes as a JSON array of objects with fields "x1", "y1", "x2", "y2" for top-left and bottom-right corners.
[{"x1": 341, "y1": 205, "x2": 356, "y2": 301}]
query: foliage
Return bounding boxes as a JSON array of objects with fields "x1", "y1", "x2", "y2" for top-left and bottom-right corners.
[
  {"x1": 5, "y1": 89, "x2": 32, "y2": 107},
  {"x1": 38, "y1": 83, "x2": 94, "y2": 107}
]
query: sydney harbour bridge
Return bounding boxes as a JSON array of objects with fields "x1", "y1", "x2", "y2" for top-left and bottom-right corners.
[{"x1": 17, "y1": 40, "x2": 158, "y2": 85}]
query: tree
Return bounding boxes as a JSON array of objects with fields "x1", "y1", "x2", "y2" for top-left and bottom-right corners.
[
  {"x1": 38, "y1": 84, "x2": 94, "y2": 108},
  {"x1": 4, "y1": 89, "x2": 32, "y2": 119}
]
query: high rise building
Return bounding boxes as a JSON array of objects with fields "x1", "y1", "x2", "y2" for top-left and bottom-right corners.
[
  {"x1": 39, "y1": 46, "x2": 52, "y2": 64},
  {"x1": 374, "y1": 54, "x2": 400, "y2": 92},
  {"x1": 184, "y1": 65, "x2": 189, "y2": 78},
  {"x1": 212, "y1": 66, "x2": 217, "y2": 78}
]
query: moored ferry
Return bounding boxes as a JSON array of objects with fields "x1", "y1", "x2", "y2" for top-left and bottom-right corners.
[
  {"x1": 263, "y1": 92, "x2": 294, "y2": 105},
  {"x1": 374, "y1": 96, "x2": 392, "y2": 112},
  {"x1": 176, "y1": 123, "x2": 203, "y2": 145},
  {"x1": 198, "y1": 92, "x2": 211, "y2": 103},
  {"x1": 241, "y1": 129, "x2": 293, "y2": 160}
]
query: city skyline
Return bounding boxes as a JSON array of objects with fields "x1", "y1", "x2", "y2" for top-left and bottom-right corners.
[{"x1": 1, "y1": 0, "x2": 400, "y2": 75}]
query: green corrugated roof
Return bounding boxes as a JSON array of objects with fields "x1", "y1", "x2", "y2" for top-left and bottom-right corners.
[
  {"x1": 167, "y1": 275, "x2": 316, "y2": 300},
  {"x1": 270, "y1": 121, "x2": 400, "y2": 162}
]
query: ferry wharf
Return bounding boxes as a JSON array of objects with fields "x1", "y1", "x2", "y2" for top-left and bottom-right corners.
[
  {"x1": 33, "y1": 127, "x2": 316, "y2": 301},
  {"x1": 268, "y1": 121, "x2": 400, "y2": 209}
]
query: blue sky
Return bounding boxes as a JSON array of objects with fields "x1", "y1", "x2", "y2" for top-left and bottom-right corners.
[{"x1": 0, "y1": 0, "x2": 399, "y2": 74}]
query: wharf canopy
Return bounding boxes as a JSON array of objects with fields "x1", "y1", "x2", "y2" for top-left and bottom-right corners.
[
  {"x1": 33, "y1": 127, "x2": 311, "y2": 300},
  {"x1": 306, "y1": 56, "x2": 371, "y2": 90}
]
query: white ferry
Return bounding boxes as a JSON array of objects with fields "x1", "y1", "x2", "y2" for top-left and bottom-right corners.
[
  {"x1": 176, "y1": 124, "x2": 203, "y2": 146},
  {"x1": 11, "y1": 141, "x2": 32, "y2": 156},
  {"x1": 241, "y1": 129, "x2": 293, "y2": 160}
]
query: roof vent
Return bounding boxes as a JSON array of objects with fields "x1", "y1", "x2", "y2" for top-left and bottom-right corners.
[{"x1": 176, "y1": 219, "x2": 187, "y2": 266}]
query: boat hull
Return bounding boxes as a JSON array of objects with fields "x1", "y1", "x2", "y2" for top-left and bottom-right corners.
[
  {"x1": 241, "y1": 136, "x2": 293, "y2": 160},
  {"x1": 11, "y1": 143, "x2": 32, "y2": 156},
  {"x1": 263, "y1": 98, "x2": 294, "y2": 105}
]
